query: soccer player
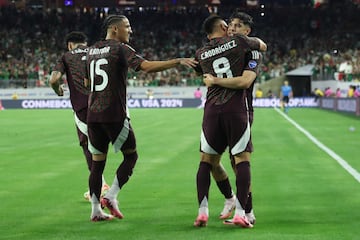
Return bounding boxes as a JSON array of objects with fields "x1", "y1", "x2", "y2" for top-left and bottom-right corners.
[
  {"x1": 49, "y1": 31, "x2": 109, "y2": 202},
  {"x1": 193, "y1": 15, "x2": 264, "y2": 228},
  {"x1": 210, "y1": 11, "x2": 263, "y2": 224},
  {"x1": 86, "y1": 15, "x2": 197, "y2": 221},
  {"x1": 280, "y1": 80, "x2": 293, "y2": 113}
]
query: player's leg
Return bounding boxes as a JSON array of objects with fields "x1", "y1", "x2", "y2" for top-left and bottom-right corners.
[
  {"x1": 101, "y1": 149, "x2": 136, "y2": 219},
  {"x1": 87, "y1": 123, "x2": 113, "y2": 222},
  {"x1": 224, "y1": 152, "x2": 253, "y2": 228},
  {"x1": 245, "y1": 200, "x2": 256, "y2": 225},
  {"x1": 245, "y1": 111, "x2": 255, "y2": 223},
  {"x1": 224, "y1": 113, "x2": 253, "y2": 228},
  {"x1": 75, "y1": 111, "x2": 93, "y2": 201},
  {"x1": 211, "y1": 161, "x2": 235, "y2": 219},
  {"x1": 195, "y1": 109, "x2": 226, "y2": 227},
  {"x1": 102, "y1": 120, "x2": 137, "y2": 219},
  {"x1": 194, "y1": 152, "x2": 221, "y2": 227},
  {"x1": 90, "y1": 153, "x2": 113, "y2": 221},
  {"x1": 234, "y1": 153, "x2": 251, "y2": 217},
  {"x1": 231, "y1": 153, "x2": 255, "y2": 224},
  {"x1": 81, "y1": 140, "x2": 110, "y2": 201},
  {"x1": 80, "y1": 139, "x2": 93, "y2": 201},
  {"x1": 75, "y1": 111, "x2": 109, "y2": 201},
  {"x1": 284, "y1": 96, "x2": 290, "y2": 113}
]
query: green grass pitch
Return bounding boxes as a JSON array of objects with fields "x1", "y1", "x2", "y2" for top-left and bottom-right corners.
[{"x1": 0, "y1": 108, "x2": 359, "y2": 240}]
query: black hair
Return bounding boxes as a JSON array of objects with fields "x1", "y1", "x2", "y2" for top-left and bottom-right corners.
[
  {"x1": 64, "y1": 31, "x2": 87, "y2": 46},
  {"x1": 229, "y1": 11, "x2": 254, "y2": 27},
  {"x1": 202, "y1": 14, "x2": 224, "y2": 35},
  {"x1": 100, "y1": 14, "x2": 127, "y2": 40}
]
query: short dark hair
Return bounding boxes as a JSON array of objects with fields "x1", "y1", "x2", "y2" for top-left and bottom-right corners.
[
  {"x1": 100, "y1": 14, "x2": 127, "y2": 40},
  {"x1": 202, "y1": 14, "x2": 224, "y2": 35},
  {"x1": 229, "y1": 11, "x2": 254, "y2": 27},
  {"x1": 65, "y1": 31, "x2": 87, "y2": 45}
]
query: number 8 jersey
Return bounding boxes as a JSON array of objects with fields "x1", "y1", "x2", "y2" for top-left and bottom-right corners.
[
  {"x1": 86, "y1": 39, "x2": 144, "y2": 122},
  {"x1": 194, "y1": 35, "x2": 260, "y2": 112}
]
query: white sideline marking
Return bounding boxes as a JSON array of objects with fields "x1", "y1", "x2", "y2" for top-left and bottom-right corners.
[{"x1": 274, "y1": 107, "x2": 360, "y2": 183}]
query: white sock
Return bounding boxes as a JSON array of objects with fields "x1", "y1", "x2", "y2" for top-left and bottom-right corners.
[
  {"x1": 104, "y1": 176, "x2": 120, "y2": 200},
  {"x1": 91, "y1": 194, "x2": 102, "y2": 216},
  {"x1": 198, "y1": 197, "x2": 209, "y2": 216},
  {"x1": 234, "y1": 198, "x2": 245, "y2": 216}
]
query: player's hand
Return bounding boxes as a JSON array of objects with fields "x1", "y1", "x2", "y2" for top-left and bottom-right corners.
[
  {"x1": 203, "y1": 73, "x2": 215, "y2": 87},
  {"x1": 56, "y1": 85, "x2": 64, "y2": 96},
  {"x1": 179, "y1": 58, "x2": 198, "y2": 68},
  {"x1": 84, "y1": 78, "x2": 89, "y2": 88}
]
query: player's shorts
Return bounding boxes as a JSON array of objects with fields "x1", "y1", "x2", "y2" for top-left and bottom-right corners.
[
  {"x1": 282, "y1": 96, "x2": 290, "y2": 103},
  {"x1": 201, "y1": 108, "x2": 253, "y2": 156},
  {"x1": 74, "y1": 109, "x2": 88, "y2": 146},
  {"x1": 87, "y1": 118, "x2": 136, "y2": 154},
  {"x1": 228, "y1": 110, "x2": 254, "y2": 156}
]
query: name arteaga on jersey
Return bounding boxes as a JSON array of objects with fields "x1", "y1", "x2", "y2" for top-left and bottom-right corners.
[
  {"x1": 201, "y1": 40, "x2": 237, "y2": 60},
  {"x1": 89, "y1": 46, "x2": 111, "y2": 55}
]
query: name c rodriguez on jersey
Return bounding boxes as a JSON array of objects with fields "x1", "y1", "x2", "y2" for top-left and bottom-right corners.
[{"x1": 200, "y1": 40, "x2": 237, "y2": 60}]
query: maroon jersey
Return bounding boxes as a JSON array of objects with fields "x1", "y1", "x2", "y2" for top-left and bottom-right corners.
[
  {"x1": 86, "y1": 39, "x2": 144, "y2": 123},
  {"x1": 194, "y1": 35, "x2": 260, "y2": 112},
  {"x1": 244, "y1": 50, "x2": 263, "y2": 113},
  {"x1": 53, "y1": 45, "x2": 88, "y2": 112}
]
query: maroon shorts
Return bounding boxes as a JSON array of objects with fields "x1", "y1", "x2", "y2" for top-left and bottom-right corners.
[
  {"x1": 201, "y1": 107, "x2": 253, "y2": 155},
  {"x1": 88, "y1": 118, "x2": 136, "y2": 154}
]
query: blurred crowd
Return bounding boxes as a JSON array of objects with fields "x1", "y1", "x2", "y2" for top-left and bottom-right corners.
[
  {"x1": 312, "y1": 84, "x2": 360, "y2": 100},
  {"x1": 0, "y1": 1, "x2": 359, "y2": 89}
]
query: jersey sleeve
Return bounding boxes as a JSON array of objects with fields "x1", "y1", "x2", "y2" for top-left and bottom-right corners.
[
  {"x1": 53, "y1": 55, "x2": 66, "y2": 74},
  {"x1": 122, "y1": 44, "x2": 145, "y2": 72},
  {"x1": 244, "y1": 50, "x2": 262, "y2": 74},
  {"x1": 193, "y1": 52, "x2": 203, "y2": 74},
  {"x1": 235, "y1": 34, "x2": 260, "y2": 51}
]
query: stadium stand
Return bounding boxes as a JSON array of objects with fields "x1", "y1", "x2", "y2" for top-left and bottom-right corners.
[{"x1": 0, "y1": 0, "x2": 359, "y2": 89}]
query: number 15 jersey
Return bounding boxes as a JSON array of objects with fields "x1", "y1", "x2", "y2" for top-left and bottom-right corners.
[{"x1": 86, "y1": 39, "x2": 144, "y2": 123}]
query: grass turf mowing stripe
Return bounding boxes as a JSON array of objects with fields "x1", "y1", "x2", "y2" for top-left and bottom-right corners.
[{"x1": 274, "y1": 107, "x2": 360, "y2": 183}]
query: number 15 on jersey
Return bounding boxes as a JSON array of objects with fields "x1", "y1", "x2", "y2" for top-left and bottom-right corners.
[{"x1": 89, "y1": 59, "x2": 109, "y2": 92}]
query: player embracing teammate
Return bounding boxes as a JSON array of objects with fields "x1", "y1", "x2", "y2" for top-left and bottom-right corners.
[{"x1": 193, "y1": 12, "x2": 266, "y2": 228}]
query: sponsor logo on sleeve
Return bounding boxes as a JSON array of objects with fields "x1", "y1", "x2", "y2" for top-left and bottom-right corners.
[{"x1": 248, "y1": 60, "x2": 257, "y2": 69}]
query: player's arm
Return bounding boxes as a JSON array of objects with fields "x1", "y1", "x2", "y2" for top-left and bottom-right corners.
[
  {"x1": 192, "y1": 55, "x2": 203, "y2": 76},
  {"x1": 123, "y1": 44, "x2": 198, "y2": 73},
  {"x1": 237, "y1": 35, "x2": 267, "y2": 52},
  {"x1": 49, "y1": 71, "x2": 64, "y2": 96},
  {"x1": 139, "y1": 58, "x2": 198, "y2": 73},
  {"x1": 252, "y1": 37, "x2": 267, "y2": 52},
  {"x1": 193, "y1": 51, "x2": 204, "y2": 76},
  {"x1": 203, "y1": 70, "x2": 256, "y2": 89}
]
